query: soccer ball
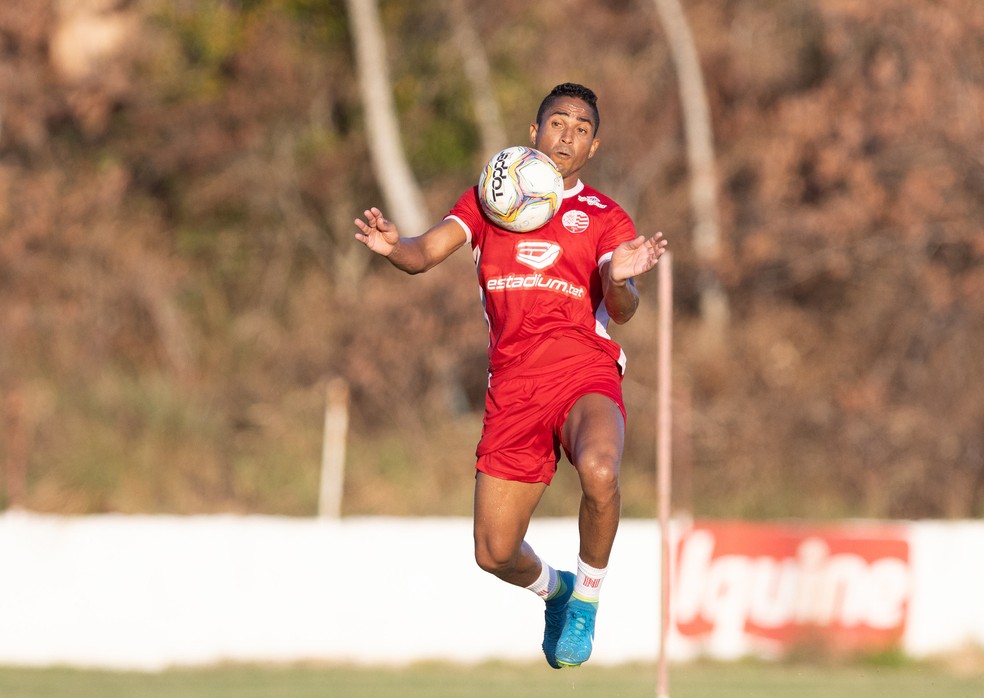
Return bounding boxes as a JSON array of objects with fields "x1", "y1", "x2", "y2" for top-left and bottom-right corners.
[{"x1": 478, "y1": 146, "x2": 564, "y2": 232}]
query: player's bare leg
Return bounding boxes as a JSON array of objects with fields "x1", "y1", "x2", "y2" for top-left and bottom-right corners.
[
  {"x1": 473, "y1": 472, "x2": 575, "y2": 668},
  {"x1": 555, "y1": 392, "x2": 625, "y2": 666},
  {"x1": 563, "y1": 393, "x2": 624, "y2": 568},
  {"x1": 472, "y1": 472, "x2": 546, "y2": 587}
]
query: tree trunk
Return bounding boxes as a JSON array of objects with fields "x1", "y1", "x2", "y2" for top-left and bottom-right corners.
[
  {"x1": 449, "y1": 0, "x2": 508, "y2": 158},
  {"x1": 345, "y1": 0, "x2": 430, "y2": 236},
  {"x1": 653, "y1": 0, "x2": 729, "y2": 341}
]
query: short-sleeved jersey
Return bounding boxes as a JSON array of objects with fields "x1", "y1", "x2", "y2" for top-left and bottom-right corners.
[{"x1": 446, "y1": 180, "x2": 637, "y2": 377}]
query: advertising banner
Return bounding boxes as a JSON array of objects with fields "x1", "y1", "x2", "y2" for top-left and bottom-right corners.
[{"x1": 674, "y1": 521, "x2": 912, "y2": 658}]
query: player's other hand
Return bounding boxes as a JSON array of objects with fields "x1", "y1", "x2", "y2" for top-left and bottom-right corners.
[
  {"x1": 354, "y1": 207, "x2": 400, "y2": 256},
  {"x1": 610, "y1": 232, "x2": 668, "y2": 282}
]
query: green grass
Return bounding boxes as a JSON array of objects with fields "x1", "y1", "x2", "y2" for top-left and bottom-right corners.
[{"x1": 0, "y1": 661, "x2": 982, "y2": 698}]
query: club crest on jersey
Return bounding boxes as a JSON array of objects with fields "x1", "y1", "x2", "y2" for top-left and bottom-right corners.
[
  {"x1": 515, "y1": 241, "x2": 562, "y2": 270},
  {"x1": 562, "y1": 210, "x2": 590, "y2": 234}
]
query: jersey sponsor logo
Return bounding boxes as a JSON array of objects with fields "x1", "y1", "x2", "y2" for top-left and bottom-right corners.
[
  {"x1": 485, "y1": 240, "x2": 586, "y2": 298},
  {"x1": 515, "y1": 241, "x2": 561, "y2": 270},
  {"x1": 577, "y1": 195, "x2": 608, "y2": 209},
  {"x1": 485, "y1": 272, "x2": 586, "y2": 299},
  {"x1": 562, "y1": 210, "x2": 590, "y2": 234}
]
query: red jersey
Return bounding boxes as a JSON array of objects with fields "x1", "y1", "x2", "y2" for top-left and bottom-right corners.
[{"x1": 446, "y1": 180, "x2": 637, "y2": 377}]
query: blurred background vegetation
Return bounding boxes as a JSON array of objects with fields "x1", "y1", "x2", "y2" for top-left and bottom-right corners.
[{"x1": 1, "y1": 0, "x2": 982, "y2": 520}]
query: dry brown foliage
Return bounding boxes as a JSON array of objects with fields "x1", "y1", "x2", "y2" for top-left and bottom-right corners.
[{"x1": 1, "y1": 0, "x2": 982, "y2": 518}]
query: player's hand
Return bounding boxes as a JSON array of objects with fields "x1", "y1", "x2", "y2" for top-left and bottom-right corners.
[
  {"x1": 609, "y1": 232, "x2": 668, "y2": 283},
  {"x1": 354, "y1": 207, "x2": 400, "y2": 257}
]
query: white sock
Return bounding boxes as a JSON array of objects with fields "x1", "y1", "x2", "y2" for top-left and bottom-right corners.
[
  {"x1": 526, "y1": 559, "x2": 559, "y2": 600},
  {"x1": 573, "y1": 555, "x2": 607, "y2": 603}
]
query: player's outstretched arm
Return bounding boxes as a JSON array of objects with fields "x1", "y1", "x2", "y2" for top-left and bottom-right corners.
[
  {"x1": 603, "y1": 232, "x2": 668, "y2": 324},
  {"x1": 354, "y1": 207, "x2": 468, "y2": 274},
  {"x1": 609, "y1": 232, "x2": 668, "y2": 282}
]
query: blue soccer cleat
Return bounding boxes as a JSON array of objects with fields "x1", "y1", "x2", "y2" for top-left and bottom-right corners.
[
  {"x1": 542, "y1": 570, "x2": 575, "y2": 669},
  {"x1": 554, "y1": 596, "x2": 598, "y2": 668}
]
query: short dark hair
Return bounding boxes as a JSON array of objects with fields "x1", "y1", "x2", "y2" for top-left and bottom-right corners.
[{"x1": 536, "y1": 83, "x2": 600, "y2": 135}]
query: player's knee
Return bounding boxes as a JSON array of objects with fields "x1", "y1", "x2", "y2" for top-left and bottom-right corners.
[
  {"x1": 577, "y1": 449, "x2": 621, "y2": 492},
  {"x1": 577, "y1": 454, "x2": 619, "y2": 505},
  {"x1": 474, "y1": 537, "x2": 518, "y2": 576}
]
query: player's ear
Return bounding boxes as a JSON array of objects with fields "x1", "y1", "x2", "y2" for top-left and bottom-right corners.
[
  {"x1": 588, "y1": 137, "x2": 600, "y2": 159},
  {"x1": 529, "y1": 122, "x2": 538, "y2": 146}
]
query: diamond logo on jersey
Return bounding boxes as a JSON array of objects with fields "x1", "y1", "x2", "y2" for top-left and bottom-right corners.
[
  {"x1": 562, "y1": 210, "x2": 590, "y2": 234},
  {"x1": 515, "y1": 241, "x2": 562, "y2": 270}
]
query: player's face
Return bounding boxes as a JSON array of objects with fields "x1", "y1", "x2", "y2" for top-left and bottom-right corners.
[{"x1": 530, "y1": 96, "x2": 600, "y2": 188}]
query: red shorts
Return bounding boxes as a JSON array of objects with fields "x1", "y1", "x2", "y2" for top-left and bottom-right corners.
[{"x1": 475, "y1": 350, "x2": 626, "y2": 485}]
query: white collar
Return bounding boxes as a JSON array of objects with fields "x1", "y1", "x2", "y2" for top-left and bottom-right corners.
[{"x1": 563, "y1": 180, "x2": 584, "y2": 198}]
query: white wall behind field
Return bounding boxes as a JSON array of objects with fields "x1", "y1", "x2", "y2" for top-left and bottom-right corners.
[
  {"x1": 0, "y1": 513, "x2": 662, "y2": 669},
  {"x1": 0, "y1": 512, "x2": 981, "y2": 670}
]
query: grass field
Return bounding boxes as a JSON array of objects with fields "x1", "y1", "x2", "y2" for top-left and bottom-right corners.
[{"x1": 1, "y1": 660, "x2": 982, "y2": 698}]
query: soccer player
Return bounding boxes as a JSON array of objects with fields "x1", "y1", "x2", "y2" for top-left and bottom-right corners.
[{"x1": 354, "y1": 82, "x2": 667, "y2": 668}]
